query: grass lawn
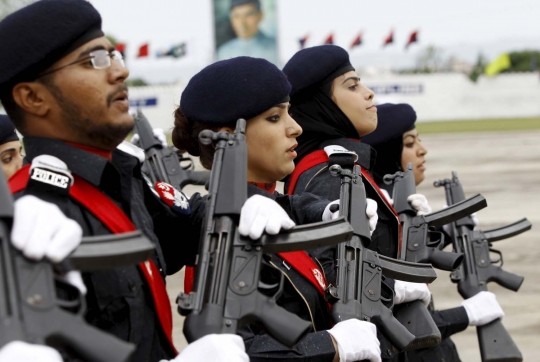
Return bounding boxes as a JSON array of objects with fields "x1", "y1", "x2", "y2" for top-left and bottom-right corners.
[{"x1": 417, "y1": 117, "x2": 540, "y2": 134}]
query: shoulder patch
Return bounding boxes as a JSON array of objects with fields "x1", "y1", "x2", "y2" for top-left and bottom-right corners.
[{"x1": 154, "y1": 181, "x2": 190, "y2": 215}]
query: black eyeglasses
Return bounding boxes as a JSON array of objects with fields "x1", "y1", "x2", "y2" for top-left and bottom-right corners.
[{"x1": 38, "y1": 49, "x2": 125, "y2": 78}]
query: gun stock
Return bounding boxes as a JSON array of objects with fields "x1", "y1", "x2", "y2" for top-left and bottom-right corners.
[{"x1": 478, "y1": 319, "x2": 523, "y2": 362}]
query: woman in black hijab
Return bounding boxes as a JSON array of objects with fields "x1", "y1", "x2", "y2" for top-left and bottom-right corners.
[{"x1": 363, "y1": 103, "x2": 505, "y2": 362}]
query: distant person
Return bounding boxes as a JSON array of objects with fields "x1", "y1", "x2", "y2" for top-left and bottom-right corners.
[
  {"x1": 0, "y1": 114, "x2": 23, "y2": 179},
  {"x1": 216, "y1": 0, "x2": 278, "y2": 65}
]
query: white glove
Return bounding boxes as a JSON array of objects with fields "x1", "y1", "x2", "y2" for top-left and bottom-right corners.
[
  {"x1": 461, "y1": 291, "x2": 504, "y2": 326},
  {"x1": 166, "y1": 334, "x2": 249, "y2": 362},
  {"x1": 327, "y1": 319, "x2": 381, "y2": 362},
  {"x1": 117, "y1": 140, "x2": 145, "y2": 163},
  {"x1": 12, "y1": 195, "x2": 86, "y2": 295},
  {"x1": 393, "y1": 280, "x2": 431, "y2": 306},
  {"x1": 380, "y1": 189, "x2": 394, "y2": 206},
  {"x1": 322, "y1": 199, "x2": 378, "y2": 235},
  {"x1": 238, "y1": 195, "x2": 296, "y2": 239},
  {"x1": 131, "y1": 128, "x2": 168, "y2": 148},
  {"x1": 322, "y1": 199, "x2": 340, "y2": 221},
  {"x1": 407, "y1": 194, "x2": 432, "y2": 215},
  {"x1": 366, "y1": 198, "x2": 378, "y2": 235},
  {"x1": 0, "y1": 341, "x2": 63, "y2": 362}
]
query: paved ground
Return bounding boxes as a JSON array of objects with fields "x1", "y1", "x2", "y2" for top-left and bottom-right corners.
[{"x1": 167, "y1": 129, "x2": 540, "y2": 360}]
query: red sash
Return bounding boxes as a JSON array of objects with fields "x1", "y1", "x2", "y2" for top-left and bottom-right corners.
[
  {"x1": 10, "y1": 165, "x2": 177, "y2": 354},
  {"x1": 286, "y1": 149, "x2": 402, "y2": 251}
]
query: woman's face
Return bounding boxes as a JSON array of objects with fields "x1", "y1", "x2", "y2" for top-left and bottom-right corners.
[
  {"x1": 401, "y1": 128, "x2": 428, "y2": 186},
  {"x1": 331, "y1": 70, "x2": 377, "y2": 137},
  {"x1": 244, "y1": 102, "x2": 302, "y2": 183},
  {"x1": 0, "y1": 140, "x2": 23, "y2": 179}
]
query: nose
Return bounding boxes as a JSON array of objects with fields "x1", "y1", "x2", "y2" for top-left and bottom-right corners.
[
  {"x1": 108, "y1": 57, "x2": 129, "y2": 84},
  {"x1": 360, "y1": 83, "x2": 375, "y2": 101},
  {"x1": 286, "y1": 114, "x2": 303, "y2": 137},
  {"x1": 418, "y1": 141, "x2": 428, "y2": 156}
]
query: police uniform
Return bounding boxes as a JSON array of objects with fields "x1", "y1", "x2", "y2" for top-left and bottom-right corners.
[
  {"x1": 362, "y1": 103, "x2": 469, "y2": 362},
  {"x1": 0, "y1": 2, "x2": 202, "y2": 360},
  {"x1": 283, "y1": 45, "x2": 407, "y2": 361},
  {"x1": 179, "y1": 57, "x2": 342, "y2": 361}
]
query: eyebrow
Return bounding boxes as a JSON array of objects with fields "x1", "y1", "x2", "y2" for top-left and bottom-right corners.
[
  {"x1": 342, "y1": 76, "x2": 361, "y2": 85},
  {"x1": 78, "y1": 44, "x2": 114, "y2": 58},
  {"x1": 0, "y1": 148, "x2": 16, "y2": 156},
  {"x1": 274, "y1": 103, "x2": 290, "y2": 110},
  {"x1": 403, "y1": 134, "x2": 416, "y2": 141}
]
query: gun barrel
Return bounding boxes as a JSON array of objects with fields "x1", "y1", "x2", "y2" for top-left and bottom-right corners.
[
  {"x1": 482, "y1": 218, "x2": 532, "y2": 242},
  {"x1": 378, "y1": 254, "x2": 437, "y2": 283},
  {"x1": 253, "y1": 217, "x2": 354, "y2": 253},
  {"x1": 422, "y1": 193, "x2": 487, "y2": 227},
  {"x1": 67, "y1": 231, "x2": 155, "y2": 271}
]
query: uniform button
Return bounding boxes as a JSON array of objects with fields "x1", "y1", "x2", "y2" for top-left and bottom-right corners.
[{"x1": 129, "y1": 282, "x2": 136, "y2": 291}]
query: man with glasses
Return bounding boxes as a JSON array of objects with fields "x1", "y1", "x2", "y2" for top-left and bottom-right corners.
[{"x1": 0, "y1": 0, "x2": 289, "y2": 360}]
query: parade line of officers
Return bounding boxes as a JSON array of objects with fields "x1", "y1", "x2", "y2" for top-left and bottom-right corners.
[{"x1": 0, "y1": 1, "x2": 507, "y2": 361}]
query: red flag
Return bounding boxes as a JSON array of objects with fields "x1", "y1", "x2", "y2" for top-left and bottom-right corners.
[
  {"x1": 350, "y1": 32, "x2": 363, "y2": 49},
  {"x1": 116, "y1": 43, "x2": 126, "y2": 57},
  {"x1": 405, "y1": 30, "x2": 419, "y2": 49},
  {"x1": 323, "y1": 33, "x2": 334, "y2": 45},
  {"x1": 382, "y1": 30, "x2": 394, "y2": 48},
  {"x1": 137, "y1": 43, "x2": 149, "y2": 58},
  {"x1": 299, "y1": 34, "x2": 309, "y2": 49}
]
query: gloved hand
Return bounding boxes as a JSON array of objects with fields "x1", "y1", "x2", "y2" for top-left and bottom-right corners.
[
  {"x1": 117, "y1": 140, "x2": 145, "y2": 163},
  {"x1": 327, "y1": 319, "x2": 381, "y2": 362},
  {"x1": 164, "y1": 334, "x2": 249, "y2": 362},
  {"x1": 322, "y1": 199, "x2": 378, "y2": 235},
  {"x1": 12, "y1": 195, "x2": 86, "y2": 295},
  {"x1": 0, "y1": 341, "x2": 63, "y2": 362},
  {"x1": 380, "y1": 189, "x2": 394, "y2": 206},
  {"x1": 238, "y1": 195, "x2": 296, "y2": 239},
  {"x1": 393, "y1": 280, "x2": 431, "y2": 306},
  {"x1": 131, "y1": 128, "x2": 168, "y2": 148},
  {"x1": 407, "y1": 194, "x2": 432, "y2": 215},
  {"x1": 461, "y1": 291, "x2": 504, "y2": 326}
]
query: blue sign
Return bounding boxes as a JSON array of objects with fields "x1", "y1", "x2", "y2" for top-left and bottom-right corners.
[
  {"x1": 129, "y1": 97, "x2": 158, "y2": 107},
  {"x1": 366, "y1": 84, "x2": 424, "y2": 95}
]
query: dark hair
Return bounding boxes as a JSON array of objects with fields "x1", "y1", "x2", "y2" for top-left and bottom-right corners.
[{"x1": 172, "y1": 107, "x2": 235, "y2": 170}]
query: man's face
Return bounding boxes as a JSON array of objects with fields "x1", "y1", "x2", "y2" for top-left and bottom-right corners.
[
  {"x1": 230, "y1": 3, "x2": 262, "y2": 39},
  {"x1": 41, "y1": 36, "x2": 133, "y2": 150}
]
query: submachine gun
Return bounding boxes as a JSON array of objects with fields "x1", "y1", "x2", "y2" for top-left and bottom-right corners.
[
  {"x1": 434, "y1": 171, "x2": 528, "y2": 362},
  {"x1": 323, "y1": 155, "x2": 440, "y2": 353},
  {"x1": 0, "y1": 171, "x2": 156, "y2": 361},
  {"x1": 133, "y1": 109, "x2": 210, "y2": 189},
  {"x1": 177, "y1": 119, "x2": 354, "y2": 347}
]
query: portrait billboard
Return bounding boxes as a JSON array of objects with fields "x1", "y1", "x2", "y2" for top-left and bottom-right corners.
[{"x1": 213, "y1": 0, "x2": 279, "y2": 65}]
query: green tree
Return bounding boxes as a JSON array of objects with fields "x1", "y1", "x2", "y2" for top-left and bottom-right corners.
[
  {"x1": 505, "y1": 50, "x2": 540, "y2": 73},
  {"x1": 468, "y1": 53, "x2": 487, "y2": 83}
]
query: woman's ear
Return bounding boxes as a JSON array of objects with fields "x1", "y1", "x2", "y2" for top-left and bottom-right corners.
[{"x1": 218, "y1": 126, "x2": 234, "y2": 134}]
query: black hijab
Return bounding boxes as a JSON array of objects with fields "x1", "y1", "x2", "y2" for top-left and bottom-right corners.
[
  {"x1": 361, "y1": 103, "x2": 417, "y2": 187},
  {"x1": 290, "y1": 86, "x2": 359, "y2": 164}
]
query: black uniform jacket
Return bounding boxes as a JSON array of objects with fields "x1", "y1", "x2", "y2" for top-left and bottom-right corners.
[
  {"x1": 18, "y1": 137, "x2": 203, "y2": 362},
  {"x1": 238, "y1": 185, "x2": 337, "y2": 362},
  {"x1": 285, "y1": 138, "x2": 405, "y2": 361}
]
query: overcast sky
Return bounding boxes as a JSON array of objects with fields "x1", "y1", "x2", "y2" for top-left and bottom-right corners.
[{"x1": 90, "y1": 0, "x2": 540, "y2": 83}]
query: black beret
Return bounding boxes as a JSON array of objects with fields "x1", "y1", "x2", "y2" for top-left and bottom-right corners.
[
  {"x1": 181, "y1": 56, "x2": 291, "y2": 125},
  {"x1": 0, "y1": 114, "x2": 19, "y2": 145},
  {"x1": 283, "y1": 45, "x2": 354, "y2": 97},
  {"x1": 361, "y1": 103, "x2": 417, "y2": 146},
  {"x1": 230, "y1": 0, "x2": 260, "y2": 10},
  {"x1": 0, "y1": 0, "x2": 104, "y2": 95}
]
